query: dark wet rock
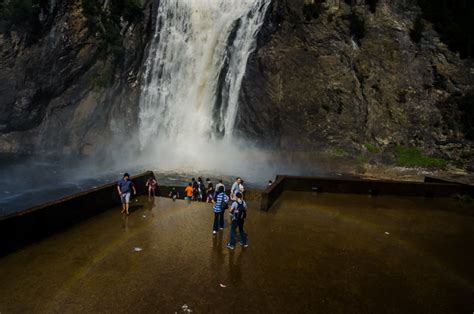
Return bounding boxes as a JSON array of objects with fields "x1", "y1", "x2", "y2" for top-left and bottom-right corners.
[
  {"x1": 0, "y1": 0, "x2": 154, "y2": 155},
  {"x1": 237, "y1": 0, "x2": 474, "y2": 168}
]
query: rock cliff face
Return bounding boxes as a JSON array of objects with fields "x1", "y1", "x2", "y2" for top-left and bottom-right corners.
[
  {"x1": 0, "y1": 0, "x2": 154, "y2": 155},
  {"x1": 237, "y1": 0, "x2": 473, "y2": 168},
  {"x1": 0, "y1": 0, "x2": 473, "y2": 170}
]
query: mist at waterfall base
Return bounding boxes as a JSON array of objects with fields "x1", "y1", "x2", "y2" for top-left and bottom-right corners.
[
  {"x1": 133, "y1": 136, "x2": 322, "y2": 188},
  {"x1": 0, "y1": 142, "x2": 323, "y2": 217},
  {"x1": 0, "y1": 155, "x2": 119, "y2": 217}
]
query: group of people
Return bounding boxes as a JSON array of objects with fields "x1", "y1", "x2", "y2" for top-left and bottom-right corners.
[
  {"x1": 184, "y1": 177, "x2": 248, "y2": 249},
  {"x1": 212, "y1": 177, "x2": 248, "y2": 249},
  {"x1": 117, "y1": 174, "x2": 249, "y2": 249},
  {"x1": 183, "y1": 177, "x2": 245, "y2": 203}
]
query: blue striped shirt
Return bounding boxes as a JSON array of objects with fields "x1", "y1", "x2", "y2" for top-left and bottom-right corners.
[{"x1": 213, "y1": 192, "x2": 229, "y2": 213}]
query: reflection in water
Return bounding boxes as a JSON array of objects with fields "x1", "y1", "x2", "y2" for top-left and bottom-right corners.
[
  {"x1": 211, "y1": 231, "x2": 225, "y2": 277},
  {"x1": 228, "y1": 247, "x2": 246, "y2": 286},
  {"x1": 122, "y1": 214, "x2": 129, "y2": 232},
  {"x1": 147, "y1": 197, "x2": 155, "y2": 217}
]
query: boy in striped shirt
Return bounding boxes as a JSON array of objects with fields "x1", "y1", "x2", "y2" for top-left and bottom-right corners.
[{"x1": 212, "y1": 186, "x2": 229, "y2": 235}]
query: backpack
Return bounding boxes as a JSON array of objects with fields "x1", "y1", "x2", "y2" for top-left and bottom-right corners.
[
  {"x1": 232, "y1": 201, "x2": 246, "y2": 220},
  {"x1": 220, "y1": 193, "x2": 229, "y2": 210}
]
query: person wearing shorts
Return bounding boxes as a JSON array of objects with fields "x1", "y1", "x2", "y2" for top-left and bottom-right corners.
[
  {"x1": 146, "y1": 176, "x2": 158, "y2": 197},
  {"x1": 117, "y1": 173, "x2": 137, "y2": 215},
  {"x1": 185, "y1": 183, "x2": 194, "y2": 201}
]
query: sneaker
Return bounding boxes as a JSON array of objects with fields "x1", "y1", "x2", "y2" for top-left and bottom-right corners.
[
  {"x1": 219, "y1": 227, "x2": 224, "y2": 230},
  {"x1": 226, "y1": 244, "x2": 235, "y2": 250},
  {"x1": 239, "y1": 243, "x2": 249, "y2": 248},
  {"x1": 212, "y1": 231, "x2": 217, "y2": 235}
]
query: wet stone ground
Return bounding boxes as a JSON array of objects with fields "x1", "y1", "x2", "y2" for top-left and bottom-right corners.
[{"x1": 0, "y1": 192, "x2": 473, "y2": 313}]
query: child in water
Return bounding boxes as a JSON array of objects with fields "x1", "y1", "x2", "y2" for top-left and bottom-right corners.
[
  {"x1": 185, "y1": 183, "x2": 194, "y2": 201},
  {"x1": 145, "y1": 176, "x2": 157, "y2": 197},
  {"x1": 169, "y1": 187, "x2": 179, "y2": 201}
]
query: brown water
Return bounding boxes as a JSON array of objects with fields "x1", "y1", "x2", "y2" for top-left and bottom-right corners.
[{"x1": 0, "y1": 192, "x2": 473, "y2": 313}]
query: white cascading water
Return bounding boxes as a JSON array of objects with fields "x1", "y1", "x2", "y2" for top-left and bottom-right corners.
[{"x1": 137, "y1": 0, "x2": 270, "y2": 174}]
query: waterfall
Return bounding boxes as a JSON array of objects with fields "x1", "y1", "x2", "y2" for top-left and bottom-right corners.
[{"x1": 138, "y1": 0, "x2": 271, "y2": 151}]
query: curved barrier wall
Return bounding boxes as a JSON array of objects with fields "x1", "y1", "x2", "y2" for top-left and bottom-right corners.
[
  {"x1": 260, "y1": 175, "x2": 474, "y2": 211},
  {"x1": 0, "y1": 171, "x2": 263, "y2": 257},
  {"x1": 0, "y1": 171, "x2": 154, "y2": 257}
]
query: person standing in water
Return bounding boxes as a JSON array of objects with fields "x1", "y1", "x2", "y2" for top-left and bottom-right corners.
[
  {"x1": 145, "y1": 176, "x2": 158, "y2": 197},
  {"x1": 197, "y1": 177, "x2": 204, "y2": 201},
  {"x1": 227, "y1": 192, "x2": 248, "y2": 249},
  {"x1": 117, "y1": 173, "x2": 137, "y2": 215},
  {"x1": 230, "y1": 177, "x2": 242, "y2": 201},
  {"x1": 191, "y1": 178, "x2": 199, "y2": 201},
  {"x1": 212, "y1": 186, "x2": 229, "y2": 235},
  {"x1": 239, "y1": 179, "x2": 246, "y2": 199},
  {"x1": 206, "y1": 178, "x2": 214, "y2": 203},
  {"x1": 169, "y1": 187, "x2": 179, "y2": 201},
  {"x1": 215, "y1": 179, "x2": 225, "y2": 198},
  {"x1": 185, "y1": 183, "x2": 194, "y2": 201}
]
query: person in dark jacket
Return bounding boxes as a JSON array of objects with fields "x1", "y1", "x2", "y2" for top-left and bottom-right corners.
[
  {"x1": 191, "y1": 177, "x2": 199, "y2": 201},
  {"x1": 206, "y1": 178, "x2": 214, "y2": 203}
]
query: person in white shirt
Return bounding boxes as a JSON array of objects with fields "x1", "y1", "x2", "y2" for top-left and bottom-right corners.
[{"x1": 230, "y1": 177, "x2": 242, "y2": 200}]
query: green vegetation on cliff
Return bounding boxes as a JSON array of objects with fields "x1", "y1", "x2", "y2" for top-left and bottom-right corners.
[
  {"x1": 396, "y1": 146, "x2": 447, "y2": 168},
  {"x1": 365, "y1": 143, "x2": 381, "y2": 154}
]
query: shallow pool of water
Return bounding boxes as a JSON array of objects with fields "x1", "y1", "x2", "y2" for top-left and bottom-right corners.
[{"x1": 0, "y1": 192, "x2": 472, "y2": 313}]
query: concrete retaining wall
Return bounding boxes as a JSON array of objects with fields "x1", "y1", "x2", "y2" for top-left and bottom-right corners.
[
  {"x1": 260, "y1": 175, "x2": 285, "y2": 211},
  {"x1": 261, "y1": 175, "x2": 474, "y2": 211},
  {"x1": 0, "y1": 171, "x2": 154, "y2": 257}
]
